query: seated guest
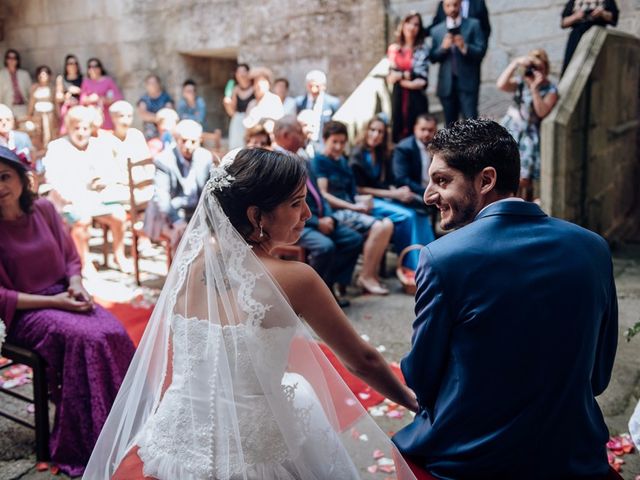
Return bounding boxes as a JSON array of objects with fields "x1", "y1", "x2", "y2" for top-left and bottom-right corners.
[
  {"x1": 297, "y1": 108, "x2": 320, "y2": 159},
  {"x1": 273, "y1": 116, "x2": 362, "y2": 307},
  {"x1": 55, "y1": 54, "x2": 83, "y2": 135},
  {"x1": 392, "y1": 114, "x2": 438, "y2": 204},
  {"x1": 143, "y1": 119, "x2": 211, "y2": 252},
  {"x1": 243, "y1": 67, "x2": 284, "y2": 133},
  {"x1": 295, "y1": 70, "x2": 341, "y2": 152},
  {"x1": 96, "y1": 100, "x2": 152, "y2": 203},
  {"x1": 147, "y1": 107, "x2": 179, "y2": 156},
  {"x1": 245, "y1": 123, "x2": 272, "y2": 148},
  {"x1": 273, "y1": 77, "x2": 297, "y2": 115},
  {"x1": 0, "y1": 103, "x2": 33, "y2": 163},
  {"x1": 0, "y1": 146, "x2": 135, "y2": 477},
  {"x1": 0, "y1": 49, "x2": 31, "y2": 120},
  {"x1": 137, "y1": 74, "x2": 174, "y2": 140},
  {"x1": 314, "y1": 121, "x2": 393, "y2": 295},
  {"x1": 27, "y1": 65, "x2": 58, "y2": 149},
  {"x1": 351, "y1": 116, "x2": 434, "y2": 269},
  {"x1": 80, "y1": 57, "x2": 123, "y2": 131},
  {"x1": 42, "y1": 106, "x2": 130, "y2": 275},
  {"x1": 176, "y1": 79, "x2": 207, "y2": 129}
]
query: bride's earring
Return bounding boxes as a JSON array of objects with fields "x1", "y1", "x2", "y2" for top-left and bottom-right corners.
[{"x1": 259, "y1": 224, "x2": 264, "y2": 239}]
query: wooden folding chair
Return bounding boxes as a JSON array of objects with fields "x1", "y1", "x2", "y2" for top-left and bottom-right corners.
[{"x1": 127, "y1": 157, "x2": 173, "y2": 285}]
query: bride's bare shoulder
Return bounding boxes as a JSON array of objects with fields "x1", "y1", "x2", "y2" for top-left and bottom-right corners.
[{"x1": 261, "y1": 257, "x2": 324, "y2": 302}]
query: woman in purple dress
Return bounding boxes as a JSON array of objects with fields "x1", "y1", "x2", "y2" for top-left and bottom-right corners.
[{"x1": 0, "y1": 146, "x2": 134, "y2": 476}]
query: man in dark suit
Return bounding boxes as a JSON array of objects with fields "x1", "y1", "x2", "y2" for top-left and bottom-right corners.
[
  {"x1": 144, "y1": 119, "x2": 212, "y2": 251},
  {"x1": 393, "y1": 119, "x2": 618, "y2": 479},
  {"x1": 429, "y1": 0, "x2": 487, "y2": 126},
  {"x1": 295, "y1": 70, "x2": 341, "y2": 152},
  {"x1": 273, "y1": 116, "x2": 362, "y2": 307},
  {"x1": 426, "y1": 0, "x2": 491, "y2": 45},
  {"x1": 392, "y1": 114, "x2": 438, "y2": 201}
]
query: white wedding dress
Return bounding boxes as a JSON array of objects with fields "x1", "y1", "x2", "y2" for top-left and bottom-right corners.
[
  {"x1": 134, "y1": 315, "x2": 359, "y2": 479},
  {"x1": 83, "y1": 153, "x2": 415, "y2": 480}
]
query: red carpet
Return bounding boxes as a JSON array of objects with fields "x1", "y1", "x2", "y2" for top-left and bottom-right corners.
[{"x1": 99, "y1": 299, "x2": 404, "y2": 408}]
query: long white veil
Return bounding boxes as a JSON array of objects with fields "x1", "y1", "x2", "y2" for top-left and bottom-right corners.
[{"x1": 84, "y1": 150, "x2": 415, "y2": 479}]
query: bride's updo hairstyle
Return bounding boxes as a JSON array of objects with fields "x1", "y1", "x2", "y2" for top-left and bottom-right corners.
[{"x1": 213, "y1": 148, "x2": 307, "y2": 239}]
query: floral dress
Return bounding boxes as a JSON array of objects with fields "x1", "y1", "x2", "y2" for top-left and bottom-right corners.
[{"x1": 501, "y1": 79, "x2": 558, "y2": 180}]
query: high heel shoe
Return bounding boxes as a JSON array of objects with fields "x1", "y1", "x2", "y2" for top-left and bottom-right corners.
[{"x1": 356, "y1": 276, "x2": 389, "y2": 295}]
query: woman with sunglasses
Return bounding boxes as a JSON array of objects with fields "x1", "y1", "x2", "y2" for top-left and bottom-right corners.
[
  {"x1": 80, "y1": 57, "x2": 123, "y2": 130},
  {"x1": 55, "y1": 54, "x2": 83, "y2": 134},
  {"x1": 0, "y1": 49, "x2": 32, "y2": 121}
]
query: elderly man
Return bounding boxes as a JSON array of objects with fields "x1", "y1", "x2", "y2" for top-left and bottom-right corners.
[
  {"x1": 295, "y1": 70, "x2": 341, "y2": 150},
  {"x1": 272, "y1": 116, "x2": 362, "y2": 307},
  {"x1": 0, "y1": 103, "x2": 33, "y2": 162},
  {"x1": 144, "y1": 119, "x2": 212, "y2": 252},
  {"x1": 43, "y1": 106, "x2": 130, "y2": 275}
]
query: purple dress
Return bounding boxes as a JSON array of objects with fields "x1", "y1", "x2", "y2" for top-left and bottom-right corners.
[
  {"x1": 0, "y1": 199, "x2": 134, "y2": 477},
  {"x1": 79, "y1": 76, "x2": 123, "y2": 130}
]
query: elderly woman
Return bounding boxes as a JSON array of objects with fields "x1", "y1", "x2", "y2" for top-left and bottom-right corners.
[
  {"x1": 42, "y1": 105, "x2": 131, "y2": 274},
  {"x1": 242, "y1": 67, "x2": 284, "y2": 133},
  {"x1": 0, "y1": 146, "x2": 134, "y2": 476},
  {"x1": 0, "y1": 103, "x2": 34, "y2": 163},
  {"x1": 497, "y1": 49, "x2": 558, "y2": 200},
  {"x1": 386, "y1": 12, "x2": 430, "y2": 143},
  {"x1": 80, "y1": 57, "x2": 123, "y2": 130}
]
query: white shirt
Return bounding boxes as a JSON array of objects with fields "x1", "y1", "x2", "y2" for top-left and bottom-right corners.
[
  {"x1": 445, "y1": 15, "x2": 463, "y2": 29},
  {"x1": 417, "y1": 139, "x2": 431, "y2": 187},
  {"x1": 477, "y1": 197, "x2": 525, "y2": 217}
]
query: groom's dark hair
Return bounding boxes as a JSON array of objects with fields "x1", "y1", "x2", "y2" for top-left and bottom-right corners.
[
  {"x1": 428, "y1": 119, "x2": 520, "y2": 195},
  {"x1": 214, "y1": 148, "x2": 308, "y2": 239}
]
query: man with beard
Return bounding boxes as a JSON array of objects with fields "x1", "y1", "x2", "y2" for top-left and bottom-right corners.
[{"x1": 393, "y1": 119, "x2": 619, "y2": 479}]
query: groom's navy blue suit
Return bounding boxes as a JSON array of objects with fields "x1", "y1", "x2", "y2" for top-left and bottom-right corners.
[{"x1": 393, "y1": 200, "x2": 618, "y2": 479}]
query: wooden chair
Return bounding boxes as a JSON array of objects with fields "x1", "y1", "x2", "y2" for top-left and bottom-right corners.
[
  {"x1": 0, "y1": 342, "x2": 50, "y2": 462},
  {"x1": 127, "y1": 157, "x2": 172, "y2": 285},
  {"x1": 270, "y1": 245, "x2": 306, "y2": 262}
]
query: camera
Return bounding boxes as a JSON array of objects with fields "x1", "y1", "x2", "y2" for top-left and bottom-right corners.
[
  {"x1": 524, "y1": 65, "x2": 537, "y2": 78},
  {"x1": 448, "y1": 26, "x2": 461, "y2": 36},
  {"x1": 583, "y1": 9, "x2": 593, "y2": 17}
]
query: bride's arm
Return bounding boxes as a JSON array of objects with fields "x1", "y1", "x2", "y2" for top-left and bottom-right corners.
[{"x1": 278, "y1": 262, "x2": 419, "y2": 412}]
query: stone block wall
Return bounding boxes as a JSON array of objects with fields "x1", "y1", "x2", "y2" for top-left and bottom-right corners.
[{"x1": 0, "y1": 0, "x2": 638, "y2": 129}]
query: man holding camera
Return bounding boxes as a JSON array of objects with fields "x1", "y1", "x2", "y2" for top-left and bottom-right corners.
[{"x1": 429, "y1": 0, "x2": 487, "y2": 126}]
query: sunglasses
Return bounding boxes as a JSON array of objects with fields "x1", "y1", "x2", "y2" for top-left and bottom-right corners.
[
  {"x1": 6, "y1": 55, "x2": 18, "y2": 60},
  {"x1": 88, "y1": 64, "x2": 100, "y2": 69},
  {"x1": 66, "y1": 61, "x2": 78, "y2": 65}
]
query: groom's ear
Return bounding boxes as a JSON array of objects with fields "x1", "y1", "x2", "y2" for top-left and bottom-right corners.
[
  {"x1": 479, "y1": 167, "x2": 497, "y2": 195},
  {"x1": 246, "y1": 206, "x2": 261, "y2": 231}
]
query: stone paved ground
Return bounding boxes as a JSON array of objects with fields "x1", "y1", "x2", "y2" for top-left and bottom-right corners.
[{"x1": 1, "y1": 235, "x2": 639, "y2": 479}]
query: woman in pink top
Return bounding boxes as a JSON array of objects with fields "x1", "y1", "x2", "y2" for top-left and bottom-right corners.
[
  {"x1": 0, "y1": 146, "x2": 134, "y2": 476},
  {"x1": 80, "y1": 57, "x2": 123, "y2": 130}
]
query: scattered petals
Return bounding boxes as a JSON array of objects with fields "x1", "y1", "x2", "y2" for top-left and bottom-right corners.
[
  {"x1": 358, "y1": 434, "x2": 369, "y2": 442},
  {"x1": 367, "y1": 465, "x2": 378, "y2": 473},
  {"x1": 373, "y1": 449, "x2": 385, "y2": 459},
  {"x1": 359, "y1": 392, "x2": 371, "y2": 400},
  {"x1": 360, "y1": 334, "x2": 370, "y2": 342},
  {"x1": 36, "y1": 462, "x2": 48, "y2": 472},
  {"x1": 376, "y1": 345, "x2": 387, "y2": 353}
]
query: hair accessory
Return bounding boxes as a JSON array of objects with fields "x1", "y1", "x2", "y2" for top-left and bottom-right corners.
[
  {"x1": 208, "y1": 165, "x2": 235, "y2": 193},
  {"x1": 14, "y1": 148, "x2": 33, "y2": 170}
]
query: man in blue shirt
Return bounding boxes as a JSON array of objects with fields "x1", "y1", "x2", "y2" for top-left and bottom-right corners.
[
  {"x1": 137, "y1": 74, "x2": 174, "y2": 140},
  {"x1": 394, "y1": 119, "x2": 618, "y2": 479}
]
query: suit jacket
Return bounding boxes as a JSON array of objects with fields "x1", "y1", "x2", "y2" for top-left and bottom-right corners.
[
  {"x1": 151, "y1": 146, "x2": 211, "y2": 223},
  {"x1": 392, "y1": 136, "x2": 425, "y2": 196},
  {"x1": 429, "y1": 17, "x2": 487, "y2": 97},
  {"x1": 427, "y1": 0, "x2": 491, "y2": 42},
  {"x1": 393, "y1": 200, "x2": 617, "y2": 479}
]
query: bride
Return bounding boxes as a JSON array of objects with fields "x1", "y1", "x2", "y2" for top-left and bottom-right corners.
[{"x1": 84, "y1": 148, "x2": 418, "y2": 479}]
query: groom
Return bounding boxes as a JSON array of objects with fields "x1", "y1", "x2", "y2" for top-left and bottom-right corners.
[{"x1": 393, "y1": 119, "x2": 618, "y2": 479}]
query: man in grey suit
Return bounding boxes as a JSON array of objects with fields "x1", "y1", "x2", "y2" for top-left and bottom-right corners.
[
  {"x1": 429, "y1": 0, "x2": 487, "y2": 126},
  {"x1": 144, "y1": 119, "x2": 212, "y2": 251}
]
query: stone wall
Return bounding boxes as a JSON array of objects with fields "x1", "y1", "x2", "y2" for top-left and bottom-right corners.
[
  {"x1": 0, "y1": 0, "x2": 638, "y2": 129},
  {"x1": 540, "y1": 28, "x2": 640, "y2": 240}
]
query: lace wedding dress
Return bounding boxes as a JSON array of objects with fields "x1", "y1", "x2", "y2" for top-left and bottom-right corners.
[{"x1": 84, "y1": 154, "x2": 415, "y2": 480}]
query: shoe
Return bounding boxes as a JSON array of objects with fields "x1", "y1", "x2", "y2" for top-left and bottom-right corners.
[
  {"x1": 334, "y1": 294, "x2": 351, "y2": 308},
  {"x1": 356, "y1": 277, "x2": 389, "y2": 295}
]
